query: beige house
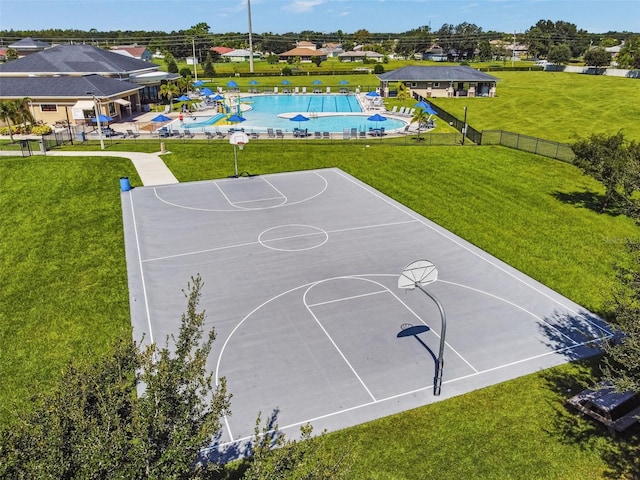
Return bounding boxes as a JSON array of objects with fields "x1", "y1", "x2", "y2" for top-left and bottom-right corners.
[
  {"x1": 377, "y1": 65, "x2": 498, "y2": 98},
  {"x1": 0, "y1": 43, "x2": 180, "y2": 127}
]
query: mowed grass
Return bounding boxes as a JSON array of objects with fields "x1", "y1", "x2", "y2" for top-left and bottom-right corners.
[
  {"x1": 0, "y1": 155, "x2": 140, "y2": 417},
  {"x1": 432, "y1": 71, "x2": 640, "y2": 143},
  {"x1": 2, "y1": 143, "x2": 640, "y2": 477}
]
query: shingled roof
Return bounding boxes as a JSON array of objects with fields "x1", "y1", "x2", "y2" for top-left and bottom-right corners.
[
  {"x1": 0, "y1": 74, "x2": 142, "y2": 99},
  {"x1": 378, "y1": 66, "x2": 498, "y2": 83},
  {"x1": 0, "y1": 44, "x2": 157, "y2": 76}
]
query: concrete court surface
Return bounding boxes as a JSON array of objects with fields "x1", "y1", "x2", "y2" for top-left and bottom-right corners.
[{"x1": 120, "y1": 167, "x2": 611, "y2": 459}]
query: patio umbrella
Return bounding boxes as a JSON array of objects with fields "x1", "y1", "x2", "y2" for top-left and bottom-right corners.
[
  {"x1": 227, "y1": 113, "x2": 246, "y2": 124},
  {"x1": 249, "y1": 79, "x2": 259, "y2": 85},
  {"x1": 151, "y1": 114, "x2": 171, "y2": 123},
  {"x1": 91, "y1": 114, "x2": 113, "y2": 123},
  {"x1": 415, "y1": 100, "x2": 437, "y2": 116},
  {"x1": 227, "y1": 80, "x2": 239, "y2": 88},
  {"x1": 366, "y1": 91, "x2": 380, "y2": 97},
  {"x1": 312, "y1": 80, "x2": 322, "y2": 85},
  {"x1": 290, "y1": 113, "x2": 310, "y2": 130},
  {"x1": 281, "y1": 79, "x2": 291, "y2": 85},
  {"x1": 192, "y1": 80, "x2": 205, "y2": 87},
  {"x1": 210, "y1": 94, "x2": 224, "y2": 101},
  {"x1": 367, "y1": 113, "x2": 387, "y2": 129},
  {"x1": 177, "y1": 94, "x2": 190, "y2": 102},
  {"x1": 201, "y1": 87, "x2": 214, "y2": 96},
  {"x1": 339, "y1": 80, "x2": 349, "y2": 85}
]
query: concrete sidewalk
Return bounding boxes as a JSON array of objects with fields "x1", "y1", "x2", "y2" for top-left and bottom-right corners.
[{"x1": 0, "y1": 149, "x2": 178, "y2": 186}]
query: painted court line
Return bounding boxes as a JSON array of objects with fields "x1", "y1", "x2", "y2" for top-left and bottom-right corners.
[{"x1": 334, "y1": 169, "x2": 612, "y2": 336}]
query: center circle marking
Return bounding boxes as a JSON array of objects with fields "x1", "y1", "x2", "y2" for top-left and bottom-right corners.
[{"x1": 258, "y1": 224, "x2": 329, "y2": 252}]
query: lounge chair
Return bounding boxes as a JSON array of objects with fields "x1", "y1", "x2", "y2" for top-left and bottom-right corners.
[
  {"x1": 406, "y1": 108, "x2": 415, "y2": 117},
  {"x1": 390, "y1": 106, "x2": 398, "y2": 114},
  {"x1": 359, "y1": 130, "x2": 366, "y2": 139},
  {"x1": 205, "y1": 132, "x2": 214, "y2": 141},
  {"x1": 275, "y1": 129, "x2": 284, "y2": 139},
  {"x1": 125, "y1": 129, "x2": 139, "y2": 138},
  {"x1": 350, "y1": 128, "x2": 357, "y2": 139},
  {"x1": 250, "y1": 132, "x2": 260, "y2": 139},
  {"x1": 183, "y1": 130, "x2": 195, "y2": 139},
  {"x1": 267, "y1": 128, "x2": 275, "y2": 138},
  {"x1": 314, "y1": 131, "x2": 322, "y2": 139},
  {"x1": 322, "y1": 132, "x2": 330, "y2": 139},
  {"x1": 215, "y1": 130, "x2": 226, "y2": 139},
  {"x1": 397, "y1": 106, "x2": 406, "y2": 115},
  {"x1": 343, "y1": 129, "x2": 350, "y2": 140}
]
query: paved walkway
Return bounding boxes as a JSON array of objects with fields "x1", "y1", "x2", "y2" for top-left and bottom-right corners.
[{"x1": 0, "y1": 148, "x2": 178, "y2": 186}]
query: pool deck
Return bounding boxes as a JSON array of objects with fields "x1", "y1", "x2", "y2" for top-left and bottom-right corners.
[{"x1": 97, "y1": 92, "x2": 415, "y2": 139}]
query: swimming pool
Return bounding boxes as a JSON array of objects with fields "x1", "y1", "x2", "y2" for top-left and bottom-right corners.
[{"x1": 171, "y1": 94, "x2": 407, "y2": 134}]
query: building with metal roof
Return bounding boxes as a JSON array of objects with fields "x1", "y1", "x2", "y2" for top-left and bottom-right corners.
[{"x1": 377, "y1": 66, "x2": 498, "y2": 98}]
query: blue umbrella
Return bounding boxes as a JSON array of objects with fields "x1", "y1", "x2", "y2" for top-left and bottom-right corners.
[
  {"x1": 192, "y1": 80, "x2": 205, "y2": 87},
  {"x1": 227, "y1": 114, "x2": 245, "y2": 123},
  {"x1": 366, "y1": 91, "x2": 380, "y2": 97},
  {"x1": 177, "y1": 94, "x2": 191, "y2": 101},
  {"x1": 249, "y1": 79, "x2": 259, "y2": 85},
  {"x1": 151, "y1": 114, "x2": 172, "y2": 123},
  {"x1": 367, "y1": 113, "x2": 387, "y2": 123},
  {"x1": 227, "y1": 80, "x2": 239, "y2": 88},
  {"x1": 312, "y1": 79, "x2": 322, "y2": 85},
  {"x1": 201, "y1": 87, "x2": 214, "y2": 96},
  {"x1": 210, "y1": 94, "x2": 224, "y2": 101},
  {"x1": 281, "y1": 79, "x2": 291, "y2": 85},
  {"x1": 367, "y1": 113, "x2": 387, "y2": 130},
  {"x1": 415, "y1": 100, "x2": 437, "y2": 116},
  {"x1": 290, "y1": 113, "x2": 310, "y2": 130},
  {"x1": 339, "y1": 80, "x2": 349, "y2": 85},
  {"x1": 91, "y1": 114, "x2": 113, "y2": 123}
]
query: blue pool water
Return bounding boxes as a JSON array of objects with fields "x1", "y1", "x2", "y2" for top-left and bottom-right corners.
[{"x1": 171, "y1": 95, "x2": 407, "y2": 134}]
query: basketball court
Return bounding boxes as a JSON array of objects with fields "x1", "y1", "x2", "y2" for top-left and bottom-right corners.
[{"x1": 120, "y1": 167, "x2": 611, "y2": 460}]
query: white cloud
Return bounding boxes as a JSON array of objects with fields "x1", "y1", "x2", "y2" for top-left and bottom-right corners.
[{"x1": 289, "y1": 0, "x2": 325, "y2": 13}]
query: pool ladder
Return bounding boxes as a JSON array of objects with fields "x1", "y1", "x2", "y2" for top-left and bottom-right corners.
[{"x1": 308, "y1": 110, "x2": 319, "y2": 118}]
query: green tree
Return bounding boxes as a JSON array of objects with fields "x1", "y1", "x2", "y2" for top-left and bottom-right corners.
[
  {"x1": 5, "y1": 48, "x2": 18, "y2": 60},
  {"x1": 396, "y1": 82, "x2": 408, "y2": 101},
  {"x1": 353, "y1": 29, "x2": 371, "y2": 46},
  {"x1": 0, "y1": 98, "x2": 31, "y2": 141},
  {"x1": 547, "y1": 43, "x2": 572, "y2": 65},
  {"x1": 584, "y1": 47, "x2": 611, "y2": 69},
  {"x1": 617, "y1": 36, "x2": 640, "y2": 69},
  {"x1": 410, "y1": 108, "x2": 429, "y2": 142},
  {"x1": 0, "y1": 275, "x2": 231, "y2": 479},
  {"x1": 240, "y1": 414, "x2": 353, "y2": 479},
  {"x1": 311, "y1": 56, "x2": 322, "y2": 67},
  {"x1": 159, "y1": 82, "x2": 180, "y2": 108},
  {"x1": 203, "y1": 53, "x2": 216, "y2": 78},
  {"x1": 571, "y1": 132, "x2": 640, "y2": 213}
]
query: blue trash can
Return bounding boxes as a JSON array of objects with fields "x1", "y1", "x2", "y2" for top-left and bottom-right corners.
[{"x1": 120, "y1": 177, "x2": 131, "y2": 192}]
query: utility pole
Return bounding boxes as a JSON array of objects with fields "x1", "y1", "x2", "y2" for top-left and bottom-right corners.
[
  {"x1": 192, "y1": 37, "x2": 198, "y2": 81},
  {"x1": 512, "y1": 31, "x2": 516, "y2": 67},
  {"x1": 248, "y1": 0, "x2": 254, "y2": 73}
]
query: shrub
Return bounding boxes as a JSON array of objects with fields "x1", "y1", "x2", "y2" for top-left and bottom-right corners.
[{"x1": 373, "y1": 64, "x2": 385, "y2": 74}]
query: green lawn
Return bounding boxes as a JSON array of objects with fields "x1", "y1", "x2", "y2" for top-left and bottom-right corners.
[
  {"x1": 431, "y1": 71, "x2": 640, "y2": 143},
  {"x1": 2, "y1": 143, "x2": 639, "y2": 477}
]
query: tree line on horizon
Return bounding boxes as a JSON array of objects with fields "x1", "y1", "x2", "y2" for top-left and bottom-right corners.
[{"x1": 1, "y1": 19, "x2": 639, "y2": 67}]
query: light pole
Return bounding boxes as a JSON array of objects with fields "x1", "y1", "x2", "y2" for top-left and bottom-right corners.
[
  {"x1": 399, "y1": 259, "x2": 447, "y2": 395},
  {"x1": 91, "y1": 94, "x2": 105, "y2": 150}
]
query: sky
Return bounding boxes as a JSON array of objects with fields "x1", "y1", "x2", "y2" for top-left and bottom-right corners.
[{"x1": 1, "y1": 0, "x2": 639, "y2": 36}]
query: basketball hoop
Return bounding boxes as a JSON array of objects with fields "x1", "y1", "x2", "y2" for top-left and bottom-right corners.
[{"x1": 229, "y1": 131, "x2": 250, "y2": 177}]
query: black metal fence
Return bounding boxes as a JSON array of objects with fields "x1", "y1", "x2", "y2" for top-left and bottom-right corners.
[{"x1": 480, "y1": 130, "x2": 575, "y2": 162}]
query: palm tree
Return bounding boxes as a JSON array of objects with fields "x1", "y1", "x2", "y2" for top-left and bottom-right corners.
[
  {"x1": 0, "y1": 100, "x2": 18, "y2": 143},
  {"x1": 159, "y1": 83, "x2": 179, "y2": 111},
  {"x1": 410, "y1": 108, "x2": 429, "y2": 142},
  {"x1": 13, "y1": 97, "x2": 35, "y2": 132}
]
